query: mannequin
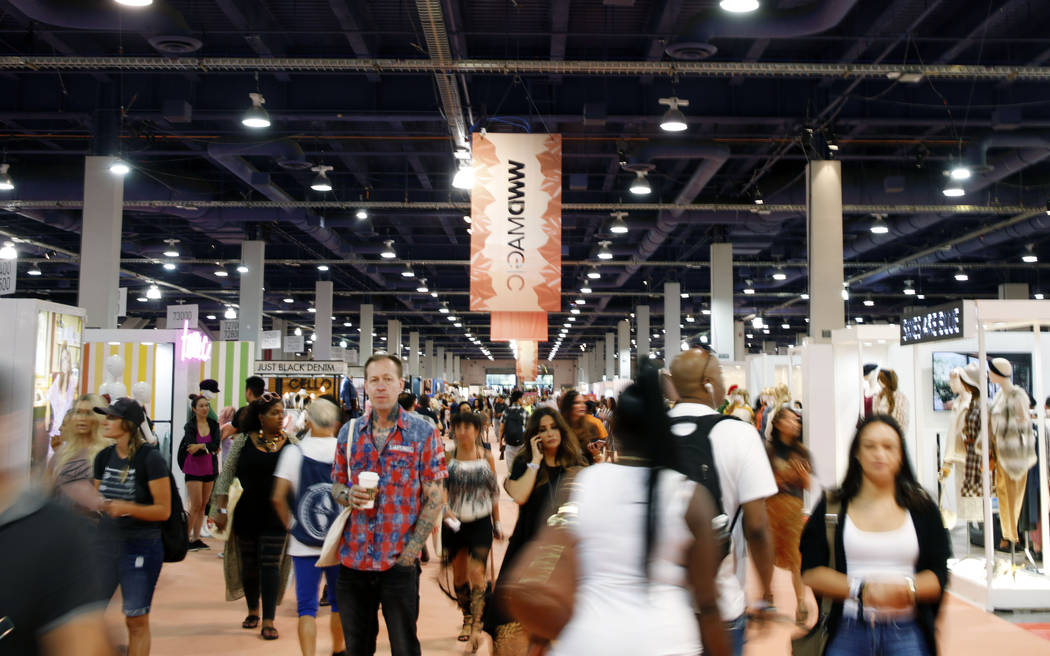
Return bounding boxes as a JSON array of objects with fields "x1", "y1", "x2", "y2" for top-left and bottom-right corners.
[
  {"x1": 861, "y1": 363, "x2": 879, "y2": 418},
  {"x1": 132, "y1": 381, "x2": 158, "y2": 445},
  {"x1": 874, "y1": 369, "x2": 909, "y2": 432},
  {"x1": 957, "y1": 363, "x2": 990, "y2": 523},
  {"x1": 989, "y1": 357, "x2": 1036, "y2": 547},
  {"x1": 941, "y1": 367, "x2": 982, "y2": 522}
]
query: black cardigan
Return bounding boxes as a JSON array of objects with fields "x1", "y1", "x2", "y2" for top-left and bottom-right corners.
[
  {"x1": 178, "y1": 417, "x2": 221, "y2": 474},
  {"x1": 799, "y1": 494, "x2": 951, "y2": 656}
]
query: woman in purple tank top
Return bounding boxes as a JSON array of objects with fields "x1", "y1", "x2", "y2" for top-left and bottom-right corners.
[{"x1": 179, "y1": 394, "x2": 221, "y2": 550}]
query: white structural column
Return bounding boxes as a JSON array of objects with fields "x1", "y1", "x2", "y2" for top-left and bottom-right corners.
[
  {"x1": 314, "y1": 281, "x2": 333, "y2": 360},
  {"x1": 78, "y1": 156, "x2": 125, "y2": 329},
  {"x1": 408, "y1": 332, "x2": 420, "y2": 378},
  {"x1": 424, "y1": 339, "x2": 434, "y2": 379},
  {"x1": 637, "y1": 306, "x2": 650, "y2": 359},
  {"x1": 664, "y1": 282, "x2": 682, "y2": 366},
  {"x1": 999, "y1": 283, "x2": 1028, "y2": 299},
  {"x1": 358, "y1": 304, "x2": 374, "y2": 364},
  {"x1": 387, "y1": 320, "x2": 401, "y2": 359},
  {"x1": 594, "y1": 339, "x2": 604, "y2": 380},
  {"x1": 618, "y1": 320, "x2": 631, "y2": 379},
  {"x1": 578, "y1": 355, "x2": 587, "y2": 383},
  {"x1": 239, "y1": 241, "x2": 266, "y2": 355},
  {"x1": 734, "y1": 321, "x2": 746, "y2": 360},
  {"x1": 605, "y1": 332, "x2": 615, "y2": 380},
  {"x1": 807, "y1": 160, "x2": 845, "y2": 341},
  {"x1": 710, "y1": 243, "x2": 734, "y2": 360},
  {"x1": 446, "y1": 352, "x2": 455, "y2": 383},
  {"x1": 436, "y1": 346, "x2": 446, "y2": 381},
  {"x1": 454, "y1": 356, "x2": 461, "y2": 383}
]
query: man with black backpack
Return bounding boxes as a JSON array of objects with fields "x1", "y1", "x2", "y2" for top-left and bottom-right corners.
[
  {"x1": 499, "y1": 390, "x2": 527, "y2": 464},
  {"x1": 669, "y1": 347, "x2": 778, "y2": 656}
]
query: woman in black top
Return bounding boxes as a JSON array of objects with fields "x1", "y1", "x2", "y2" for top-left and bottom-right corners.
[
  {"x1": 485, "y1": 407, "x2": 586, "y2": 655},
  {"x1": 800, "y1": 415, "x2": 950, "y2": 656},
  {"x1": 210, "y1": 393, "x2": 298, "y2": 641},
  {"x1": 178, "y1": 394, "x2": 221, "y2": 551}
]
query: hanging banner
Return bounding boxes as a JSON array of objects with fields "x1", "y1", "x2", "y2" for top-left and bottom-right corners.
[
  {"x1": 470, "y1": 133, "x2": 562, "y2": 315},
  {"x1": 220, "y1": 320, "x2": 240, "y2": 341},
  {"x1": 515, "y1": 341, "x2": 539, "y2": 381},
  {"x1": 491, "y1": 311, "x2": 548, "y2": 342}
]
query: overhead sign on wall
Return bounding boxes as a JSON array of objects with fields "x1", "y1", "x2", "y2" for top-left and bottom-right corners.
[
  {"x1": 900, "y1": 301, "x2": 966, "y2": 345},
  {"x1": 254, "y1": 360, "x2": 348, "y2": 376},
  {"x1": 283, "y1": 335, "x2": 305, "y2": 353},
  {"x1": 259, "y1": 330, "x2": 282, "y2": 350},
  {"x1": 166, "y1": 303, "x2": 198, "y2": 327},
  {"x1": 469, "y1": 132, "x2": 561, "y2": 345},
  {"x1": 220, "y1": 320, "x2": 240, "y2": 341}
]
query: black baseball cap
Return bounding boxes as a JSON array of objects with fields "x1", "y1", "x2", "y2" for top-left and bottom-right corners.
[
  {"x1": 200, "y1": 379, "x2": 220, "y2": 394},
  {"x1": 94, "y1": 398, "x2": 146, "y2": 425}
]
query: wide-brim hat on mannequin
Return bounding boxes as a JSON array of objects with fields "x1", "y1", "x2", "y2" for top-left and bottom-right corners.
[{"x1": 959, "y1": 362, "x2": 981, "y2": 388}]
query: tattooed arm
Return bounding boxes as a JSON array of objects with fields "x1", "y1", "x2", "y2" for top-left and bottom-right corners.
[{"x1": 396, "y1": 480, "x2": 444, "y2": 566}]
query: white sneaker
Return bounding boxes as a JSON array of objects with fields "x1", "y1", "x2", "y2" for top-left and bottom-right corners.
[{"x1": 200, "y1": 525, "x2": 211, "y2": 538}]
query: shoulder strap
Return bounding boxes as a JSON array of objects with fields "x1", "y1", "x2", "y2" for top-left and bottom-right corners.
[
  {"x1": 668, "y1": 414, "x2": 738, "y2": 518},
  {"x1": 824, "y1": 493, "x2": 841, "y2": 574}
]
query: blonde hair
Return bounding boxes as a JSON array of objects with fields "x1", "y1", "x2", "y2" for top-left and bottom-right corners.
[
  {"x1": 50, "y1": 394, "x2": 112, "y2": 479},
  {"x1": 774, "y1": 383, "x2": 791, "y2": 409}
]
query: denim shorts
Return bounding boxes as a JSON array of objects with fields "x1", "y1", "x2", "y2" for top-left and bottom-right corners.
[
  {"x1": 293, "y1": 555, "x2": 341, "y2": 617},
  {"x1": 98, "y1": 536, "x2": 164, "y2": 617}
]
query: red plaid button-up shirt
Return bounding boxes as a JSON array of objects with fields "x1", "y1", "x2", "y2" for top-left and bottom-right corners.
[{"x1": 332, "y1": 407, "x2": 447, "y2": 571}]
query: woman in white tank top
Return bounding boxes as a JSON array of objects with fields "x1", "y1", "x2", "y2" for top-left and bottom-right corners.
[
  {"x1": 800, "y1": 414, "x2": 951, "y2": 656},
  {"x1": 549, "y1": 365, "x2": 730, "y2": 656}
]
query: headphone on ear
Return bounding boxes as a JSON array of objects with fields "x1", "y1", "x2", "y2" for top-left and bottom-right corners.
[{"x1": 704, "y1": 382, "x2": 715, "y2": 396}]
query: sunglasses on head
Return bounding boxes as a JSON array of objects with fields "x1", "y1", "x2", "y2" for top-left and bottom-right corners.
[{"x1": 258, "y1": 391, "x2": 280, "y2": 404}]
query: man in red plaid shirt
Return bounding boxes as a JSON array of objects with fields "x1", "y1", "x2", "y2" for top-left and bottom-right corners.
[{"x1": 331, "y1": 354, "x2": 447, "y2": 656}]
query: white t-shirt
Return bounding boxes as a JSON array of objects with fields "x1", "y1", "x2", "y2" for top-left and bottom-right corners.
[
  {"x1": 274, "y1": 436, "x2": 339, "y2": 557},
  {"x1": 668, "y1": 402, "x2": 778, "y2": 621}
]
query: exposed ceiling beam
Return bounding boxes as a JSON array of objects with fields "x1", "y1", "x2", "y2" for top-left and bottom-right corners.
[
  {"x1": 327, "y1": 0, "x2": 380, "y2": 82},
  {"x1": 214, "y1": 0, "x2": 292, "y2": 82}
]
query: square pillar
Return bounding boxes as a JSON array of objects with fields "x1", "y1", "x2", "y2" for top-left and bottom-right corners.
[
  {"x1": 637, "y1": 305, "x2": 650, "y2": 359},
  {"x1": 664, "y1": 282, "x2": 682, "y2": 366},
  {"x1": 77, "y1": 156, "x2": 125, "y2": 329},
  {"x1": 436, "y1": 346, "x2": 446, "y2": 381},
  {"x1": 807, "y1": 160, "x2": 845, "y2": 342},
  {"x1": 618, "y1": 319, "x2": 631, "y2": 379},
  {"x1": 408, "y1": 331, "x2": 420, "y2": 378},
  {"x1": 710, "y1": 242, "x2": 734, "y2": 360},
  {"x1": 424, "y1": 339, "x2": 435, "y2": 379},
  {"x1": 358, "y1": 304, "x2": 374, "y2": 364},
  {"x1": 314, "y1": 281, "x2": 333, "y2": 360},
  {"x1": 605, "y1": 332, "x2": 615, "y2": 380},
  {"x1": 239, "y1": 241, "x2": 265, "y2": 356}
]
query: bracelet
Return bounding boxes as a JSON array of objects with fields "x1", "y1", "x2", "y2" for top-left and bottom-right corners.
[
  {"x1": 219, "y1": 508, "x2": 228, "y2": 514},
  {"x1": 849, "y1": 578, "x2": 864, "y2": 603},
  {"x1": 526, "y1": 462, "x2": 540, "y2": 471},
  {"x1": 904, "y1": 576, "x2": 916, "y2": 603}
]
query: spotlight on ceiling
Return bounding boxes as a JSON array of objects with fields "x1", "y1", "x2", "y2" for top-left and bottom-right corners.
[
  {"x1": 310, "y1": 165, "x2": 333, "y2": 192},
  {"x1": 657, "y1": 97, "x2": 689, "y2": 132},
  {"x1": 628, "y1": 171, "x2": 651, "y2": 195},
  {"x1": 380, "y1": 240, "x2": 397, "y2": 259},
  {"x1": 719, "y1": 0, "x2": 759, "y2": 12},
  {"x1": 0, "y1": 164, "x2": 15, "y2": 191},
  {"x1": 771, "y1": 268, "x2": 787, "y2": 281},
  {"x1": 214, "y1": 264, "x2": 229, "y2": 277},
  {"x1": 743, "y1": 280, "x2": 755, "y2": 295},
  {"x1": 580, "y1": 283, "x2": 593, "y2": 294},
  {"x1": 439, "y1": 302, "x2": 450, "y2": 314},
  {"x1": 162, "y1": 242, "x2": 179, "y2": 259},
  {"x1": 224, "y1": 306, "x2": 237, "y2": 319},
  {"x1": 283, "y1": 295, "x2": 294, "y2": 304},
  {"x1": 609, "y1": 211, "x2": 629, "y2": 234},
  {"x1": 109, "y1": 158, "x2": 131, "y2": 176},
  {"x1": 903, "y1": 280, "x2": 916, "y2": 295},
  {"x1": 597, "y1": 241, "x2": 613, "y2": 260},
  {"x1": 27, "y1": 263, "x2": 41, "y2": 276},
  {"x1": 242, "y1": 92, "x2": 271, "y2": 129}
]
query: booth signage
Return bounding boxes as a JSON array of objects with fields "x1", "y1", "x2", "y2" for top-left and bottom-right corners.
[
  {"x1": 220, "y1": 320, "x2": 240, "y2": 341},
  {"x1": 179, "y1": 319, "x2": 212, "y2": 362},
  {"x1": 166, "y1": 303, "x2": 198, "y2": 327},
  {"x1": 259, "y1": 330, "x2": 282, "y2": 350},
  {"x1": 284, "y1": 335, "x2": 305, "y2": 353},
  {"x1": 254, "y1": 360, "x2": 348, "y2": 376},
  {"x1": 0, "y1": 261, "x2": 16, "y2": 296},
  {"x1": 900, "y1": 301, "x2": 964, "y2": 345}
]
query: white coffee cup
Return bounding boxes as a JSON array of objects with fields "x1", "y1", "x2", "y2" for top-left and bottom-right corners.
[{"x1": 358, "y1": 471, "x2": 380, "y2": 509}]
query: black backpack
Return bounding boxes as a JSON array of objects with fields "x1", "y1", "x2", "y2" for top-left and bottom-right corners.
[
  {"x1": 669, "y1": 414, "x2": 742, "y2": 559},
  {"x1": 503, "y1": 405, "x2": 526, "y2": 446},
  {"x1": 130, "y1": 445, "x2": 189, "y2": 563}
]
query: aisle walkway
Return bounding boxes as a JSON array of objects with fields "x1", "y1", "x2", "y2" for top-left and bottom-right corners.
[{"x1": 106, "y1": 448, "x2": 1050, "y2": 655}]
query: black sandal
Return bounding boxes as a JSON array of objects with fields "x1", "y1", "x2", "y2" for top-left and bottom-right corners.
[
  {"x1": 261, "y1": 625, "x2": 279, "y2": 641},
  {"x1": 242, "y1": 614, "x2": 260, "y2": 629}
]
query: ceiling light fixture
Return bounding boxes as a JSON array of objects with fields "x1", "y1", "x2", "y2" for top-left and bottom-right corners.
[
  {"x1": 949, "y1": 164, "x2": 972, "y2": 181},
  {"x1": 628, "y1": 171, "x2": 651, "y2": 195},
  {"x1": 1022, "y1": 244, "x2": 1038, "y2": 263},
  {"x1": 1035, "y1": 293, "x2": 1045, "y2": 300},
  {"x1": 903, "y1": 280, "x2": 916, "y2": 295},
  {"x1": 242, "y1": 92, "x2": 271, "y2": 129},
  {"x1": 109, "y1": 158, "x2": 130, "y2": 176},
  {"x1": 294, "y1": 327, "x2": 302, "y2": 337},
  {"x1": 580, "y1": 284, "x2": 592, "y2": 294},
  {"x1": 452, "y1": 161, "x2": 475, "y2": 190},
  {"x1": 162, "y1": 239, "x2": 180, "y2": 258},
  {"x1": 439, "y1": 302, "x2": 450, "y2": 314},
  {"x1": 609, "y1": 211, "x2": 629, "y2": 234},
  {"x1": 162, "y1": 261, "x2": 176, "y2": 271},
  {"x1": 657, "y1": 97, "x2": 690, "y2": 132},
  {"x1": 237, "y1": 264, "x2": 249, "y2": 274},
  {"x1": 801, "y1": 293, "x2": 810, "y2": 300},
  {"x1": 870, "y1": 215, "x2": 890, "y2": 234},
  {"x1": 146, "y1": 284, "x2": 161, "y2": 300},
  {"x1": 570, "y1": 308, "x2": 581, "y2": 315},
  {"x1": 753, "y1": 189, "x2": 764, "y2": 205},
  {"x1": 586, "y1": 266, "x2": 601, "y2": 280},
  {"x1": 0, "y1": 163, "x2": 13, "y2": 191},
  {"x1": 283, "y1": 295, "x2": 294, "y2": 304},
  {"x1": 310, "y1": 165, "x2": 333, "y2": 192},
  {"x1": 380, "y1": 240, "x2": 397, "y2": 259},
  {"x1": 355, "y1": 208, "x2": 368, "y2": 220},
  {"x1": 719, "y1": 0, "x2": 759, "y2": 12},
  {"x1": 954, "y1": 268, "x2": 969, "y2": 282},
  {"x1": 942, "y1": 185, "x2": 965, "y2": 197},
  {"x1": 0, "y1": 242, "x2": 17, "y2": 260},
  {"x1": 597, "y1": 241, "x2": 613, "y2": 260},
  {"x1": 115, "y1": 0, "x2": 154, "y2": 8},
  {"x1": 416, "y1": 278, "x2": 429, "y2": 293},
  {"x1": 307, "y1": 305, "x2": 317, "y2": 313},
  {"x1": 27, "y1": 264, "x2": 41, "y2": 276},
  {"x1": 206, "y1": 314, "x2": 216, "y2": 320},
  {"x1": 771, "y1": 267, "x2": 787, "y2": 281},
  {"x1": 214, "y1": 264, "x2": 229, "y2": 277},
  {"x1": 686, "y1": 314, "x2": 695, "y2": 323},
  {"x1": 743, "y1": 280, "x2": 755, "y2": 295},
  {"x1": 317, "y1": 264, "x2": 329, "y2": 271},
  {"x1": 401, "y1": 264, "x2": 415, "y2": 278},
  {"x1": 343, "y1": 321, "x2": 353, "y2": 327},
  {"x1": 863, "y1": 298, "x2": 875, "y2": 307},
  {"x1": 781, "y1": 323, "x2": 791, "y2": 330}
]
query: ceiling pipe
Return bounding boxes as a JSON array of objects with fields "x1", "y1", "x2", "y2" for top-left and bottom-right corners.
[
  {"x1": 672, "y1": 0, "x2": 861, "y2": 57},
  {"x1": 5, "y1": 0, "x2": 202, "y2": 54}
]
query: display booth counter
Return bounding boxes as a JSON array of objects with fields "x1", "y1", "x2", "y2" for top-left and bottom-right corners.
[{"x1": 804, "y1": 301, "x2": 1050, "y2": 611}]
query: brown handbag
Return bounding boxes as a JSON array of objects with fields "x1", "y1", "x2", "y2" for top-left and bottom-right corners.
[{"x1": 498, "y1": 483, "x2": 579, "y2": 642}]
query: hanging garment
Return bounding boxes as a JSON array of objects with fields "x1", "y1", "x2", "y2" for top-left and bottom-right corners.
[{"x1": 960, "y1": 402, "x2": 994, "y2": 522}]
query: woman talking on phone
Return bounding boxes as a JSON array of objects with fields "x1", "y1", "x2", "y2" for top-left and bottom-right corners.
[{"x1": 485, "y1": 407, "x2": 586, "y2": 655}]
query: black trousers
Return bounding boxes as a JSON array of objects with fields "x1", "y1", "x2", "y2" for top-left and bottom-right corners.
[
  {"x1": 238, "y1": 531, "x2": 286, "y2": 620},
  {"x1": 336, "y1": 563, "x2": 421, "y2": 656}
]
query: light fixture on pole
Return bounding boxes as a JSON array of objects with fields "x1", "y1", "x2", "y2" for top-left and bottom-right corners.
[
  {"x1": 597, "y1": 241, "x2": 613, "y2": 260},
  {"x1": 954, "y1": 268, "x2": 969, "y2": 282},
  {"x1": 720, "y1": 0, "x2": 759, "y2": 12},
  {"x1": 657, "y1": 97, "x2": 689, "y2": 132},
  {"x1": 870, "y1": 215, "x2": 890, "y2": 234},
  {"x1": 609, "y1": 211, "x2": 629, "y2": 234},
  {"x1": 380, "y1": 240, "x2": 397, "y2": 259},
  {"x1": 146, "y1": 283, "x2": 162, "y2": 300},
  {"x1": 310, "y1": 165, "x2": 333, "y2": 192},
  {"x1": 242, "y1": 92, "x2": 271, "y2": 129},
  {"x1": 452, "y1": 161, "x2": 475, "y2": 190},
  {"x1": 628, "y1": 171, "x2": 651, "y2": 195},
  {"x1": 0, "y1": 163, "x2": 14, "y2": 191},
  {"x1": 401, "y1": 263, "x2": 415, "y2": 278},
  {"x1": 1022, "y1": 244, "x2": 1038, "y2": 263}
]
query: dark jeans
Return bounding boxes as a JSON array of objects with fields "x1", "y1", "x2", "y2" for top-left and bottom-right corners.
[
  {"x1": 336, "y1": 563, "x2": 421, "y2": 656},
  {"x1": 826, "y1": 616, "x2": 929, "y2": 656},
  {"x1": 238, "y1": 531, "x2": 286, "y2": 620}
]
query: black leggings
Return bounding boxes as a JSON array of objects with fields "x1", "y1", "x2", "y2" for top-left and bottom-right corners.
[{"x1": 238, "y1": 531, "x2": 286, "y2": 620}]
